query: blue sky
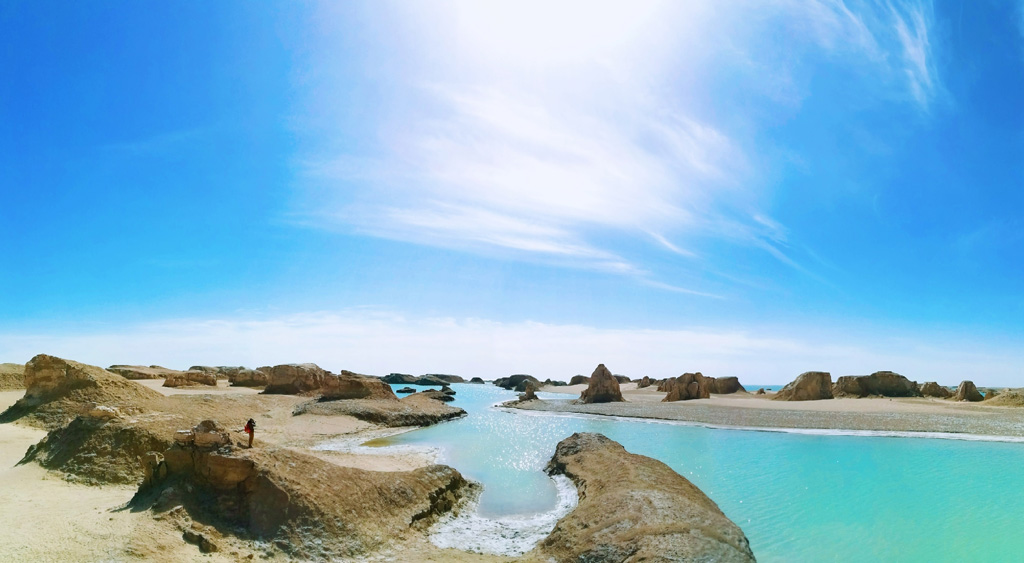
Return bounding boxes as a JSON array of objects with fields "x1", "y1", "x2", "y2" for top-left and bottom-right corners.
[{"x1": 2, "y1": 1, "x2": 1023, "y2": 384}]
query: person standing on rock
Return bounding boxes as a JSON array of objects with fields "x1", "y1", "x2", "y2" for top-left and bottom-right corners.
[{"x1": 244, "y1": 418, "x2": 256, "y2": 448}]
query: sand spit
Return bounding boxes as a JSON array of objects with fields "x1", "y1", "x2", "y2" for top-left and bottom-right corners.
[{"x1": 528, "y1": 383, "x2": 1024, "y2": 438}]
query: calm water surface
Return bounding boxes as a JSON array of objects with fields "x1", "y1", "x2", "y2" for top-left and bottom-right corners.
[{"x1": 369, "y1": 383, "x2": 1024, "y2": 562}]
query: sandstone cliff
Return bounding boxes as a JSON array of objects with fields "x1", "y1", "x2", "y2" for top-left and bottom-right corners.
[{"x1": 832, "y1": 371, "x2": 921, "y2": 398}]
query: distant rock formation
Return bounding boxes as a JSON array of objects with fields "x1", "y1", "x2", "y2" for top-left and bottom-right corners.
[
  {"x1": 321, "y1": 370, "x2": 397, "y2": 401},
  {"x1": 0, "y1": 363, "x2": 25, "y2": 390},
  {"x1": 226, "y1": 368, "x2": 268, "y2": 387},
  {"x1": 493, "y1": 374, "x2": 540, "y2": 391},
  {"x1": 579, "y1": 364, "x2": 624, "y2": 403},
  {"x1": 469, "y1": 377, "x2": 485, "y2": 384},
  {"x1": 294, "y1": 392, "x2": 465, "y2": 426},
  {"x1": 954, "y1": 380, "x2": 983, "y2": 402},
  {"x1": 709, "y1": 376, "x2": 745, "y2": 394},
  {"x1": 920, "y1": 381, "x2": 952, "y2": 398},
  {"x1": 832, "y1": 371, "x2": 921, "y2": 398},
  {"x1": 418, "y1": 389, "x2": 455, "y2": 403},
  {"x1": 755, "y1": 388, "x2": 766, "y2": 395},
  {"x1": 263, "y1": 363, "x2": 331, "y2": 394},
  {"x1": 424, "y1": 374, "x2": 465, "y2": 383},
  {"x1": 543, "y1": 378, "x2": 567, "y2": 387},
  {"x1": 540, "y1": 433, "x2": 754, "y2": 562},
  {"x1": 163, "y1": 371, "x2": 218, "y2": 388},
  {"x1": 662, "y1": 372, "x2": 711, "y2": 402},
  {"x1": 774, "y1": 372, "x2": 834, "y2": 401},
  {"x1": 396, "y1": 387, "x2": 416, "y2": 394},
  {"x1": 382, "y1": 373, "x2": 417, "y2": 384},
  {"x1": 613, "y1": 375, "x2": 631, "y2": 384},
  {"x1": 569, "y1": 375, "x2": 589, "y2": 386},
  {"x1": 637, "y1": 376, "x2": 652, "y2": 388},
  {"x1": 108, "y1": 365, "x2": 179, "y2": 380}
]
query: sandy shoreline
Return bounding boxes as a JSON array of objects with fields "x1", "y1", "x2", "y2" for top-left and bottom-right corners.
[{"x1": 526, "y1": 383, "x2": 1024, "y2": 438}]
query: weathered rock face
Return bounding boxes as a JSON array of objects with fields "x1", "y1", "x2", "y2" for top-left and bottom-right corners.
[
  {"x1": 191, "y1": 420, "x2": 231, "y2": 448},
  {"x1": 774, "y1": 371, "x2": 834, "y2": 401},
  {"x1": 662, "y1": 372, "x2": 711, "y2": 402},
  {"x1": 709, "y1": 376, "x2": 745, "y2": 394},
  {"x1": 955, "y1": 380, "x2": 983, "y2": 402},
  {"x1": 320, "y1": 370, "x2": 398, "y2": 401},
  {"x1": 637, "y1": 376, "x2": 652, "y2": 389},
  {"x1": 538, "y1": 433, "x2": 754, "y2": 562},
  {"x1": 519, "y1": 386, "x2": 538, "y2": 401},
  {"x1": 833, "y1": 371, "x2": 921, "y2": 398},
  {"x1": 163, "y1": 371, "x2": 218, "y2": 388},
  {"x1": 920, "y1": 381, "x2": 952, "y2": 398},
  {"x1": 494, "y1": 374, "x2": 540, "y2": 390},
  {"x1": 0, "y1": 363, "x2": 25, "y2": 390},
  {"x1": 579, "y1": 364, "x2": 624, "y2": 404},
  {"x1": 613, "y1": 375, "x2": 631, "y2": 384},
  {"x1": 23, "y1": 354, "x2": 116, "y2": 400},
  {"x1": 294, "y1": 393, "x2": 466, "y2": 427},
  {"x1": 226, "y1": 368, "x2": 268, "y2": 387},
  {"x1": 569, "y1": 375, "x2": 589, "y2": 386},
  {"x1": 262, "y1": 363, "x2": 330, "y2": 394},
  {"x1": 425, "y1": 374, "x2": 465, "y2": 383}
]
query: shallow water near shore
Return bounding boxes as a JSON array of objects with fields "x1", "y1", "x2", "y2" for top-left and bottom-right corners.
[{"x1": 357, "y1": 383, "x2": 1024, "y2": 561}]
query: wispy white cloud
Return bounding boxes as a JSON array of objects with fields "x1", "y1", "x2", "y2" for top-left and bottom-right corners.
[
  {"x1": 294, "y1": 0, "x2": 943, "y2": 291},
  {"x1": 3, "y1": 310, "x2": 1020, "y2": 385}
]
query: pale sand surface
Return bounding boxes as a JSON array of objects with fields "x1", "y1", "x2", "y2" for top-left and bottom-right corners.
[
  {"x1": 135, "y1": 378, "x2": 262, "y2": 396},
  {"x1": 0, "y1": 391, "x2": 238, "y2": 562},
  {"x1": 535, "y1": 384, "x2": 1024, "y2": 437}
]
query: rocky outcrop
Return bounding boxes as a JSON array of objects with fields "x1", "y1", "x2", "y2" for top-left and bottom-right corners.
[
  {"x1": 543, "y1": 378, "x2": 567, "y2": 387},
  {"x1": 382, "y1": 373, "x2": 417, "y2": 385},
  {"x1": 637, "y1": 376, "x2": 652, "y2": 388},
  {"x1": 569, "y1": 375, "x2": 589, "y2": 386},
  {"x1": 396, "y1": 387, "x2": 416, "y2": 394},
  {"x1": 539, "y1": 433, "x2": 754, "y2": 562},
  {"x1": 613, "y1": 375, "x2": 631, "y2": 384},
  {"x1": 469, "y1": 377, "x2": 485, "y2": 384},
  {"x1": 0, "y1": 362, "x2": 25, "y2": 390},
  {"x1": 163, "y1": 371, "x2": 218, "y2": 388},
  {"x1": 833, "y1": 371, "x2": 921, "y2": 398},
  {"x1": 774, "y1": 371, "x2": 834, "y2": 401},
  {"x1": 418, "y1": 389, "x2": 455, "y2": 403},
  {"x1": 320, "y1": 370, "x2": 397, "y2": 401},
  {"x1": 579, "y1": 364, "x2": 624, "y2": 404},
  {"x1": 494, "y1": 374, "x2": 540, "y2": 391},
  {"x1": 920, "y1": 381, "x2": 952, "y2": 398},
  {"x1": 262, "y1": 363, "x2": 330, "y2": 394},
  {"x1": 709, "y1": 376, "x2": 745, "y2": 394},
  {"x1": 755, "y1": 388, "x2": 766, "y2": 395},
  {"x1": 954, "y1": 380, "x2": 983, "y2": 402},
  {"x1": 519, "y1": 386, "x2": 538, "y2": 401},
  {"x1": 294, "y1": 392, "x2": 465, "y2": 427},
  {"x1": 137, "y1": 436, "x2": 474, "y2": 559},
  {"x1": 1, "y1": 354, "x2": 163, "y2": 429},
  {"x1": 662, "y1": 372, "x2": 711, "y2": 402}
]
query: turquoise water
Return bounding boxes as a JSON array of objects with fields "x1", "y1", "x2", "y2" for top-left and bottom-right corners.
[{"x1": 369, "y1": 384, "x2": 1024, "y2": 562}]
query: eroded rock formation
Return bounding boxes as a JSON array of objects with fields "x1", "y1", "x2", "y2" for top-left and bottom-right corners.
[
  {"x1": 832, "y1": 371, "x2": 921, "y2": 398},
  {"x1": 662, "y1": 372, "x2": 711, "y2": 402},
  {"x1": 579, "y1": 364, "x2": 624, "y2": 403},
  {"x1": 954, "y1": 380, "x2": 983, "y2": 402},
  {"x1": 539, "y1": 433, "x2": 754, "y2": 562},
  {"x1": 494, "y1": 374, "x2": 540, "y2": 391},
  {"x1": 637, "y1": 376, "x2": 652, "y2": 388},
  {"x1": 262, "y1": 363, "x2": 331, "y2": 394},
  {"x1": 163, "y1": 371, "x2": 218, "y2": 388},
  {"x1": 569, "y1": 375, "x2": 589, "y2": 386},
  {"x1": 0, "y1": 362, "x2": 25, "y2": 390},
  {"x1": 920, "y1": 381, "x2": 952, "y2": 398},
  {"x1": 321, "y1": 370, "x2": 397, "y2": 401},
  {"x1": 774, "y1": 371, "x2": 834, "y2": 401}
]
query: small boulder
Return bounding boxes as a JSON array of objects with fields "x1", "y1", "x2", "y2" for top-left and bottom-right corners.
[
  {"x1": 396, "y1": 387, "x2": 417, "y2": 394},
  {"x1": 954, "y1": 380, "x2": 983, "y2": 402},
  {"x1": 192, "y1": 420, "x2": 230, "y2": 448},
  {"x1": 419, "y1": 390, "x2": 455, "y2": 403},
  {"x1": 920, "y1": 381, "x2": 952, "y2": 398},
  {"x1": 774, "y1": 372, "x2": 834, "y2": 401},
  {"x1": 755, "y1": 388, "x2": 766, "y2": 395},
  {"x1": 637, "y1": 376, "x2": 652, "y2": 389},
  {"x1": 84, "y1": 404, "x2": 121, "y2": 421},
  {"x1": 579, "y1": 364, "x2": 624, "y2": 404}
]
